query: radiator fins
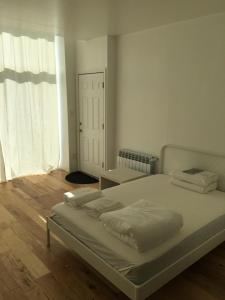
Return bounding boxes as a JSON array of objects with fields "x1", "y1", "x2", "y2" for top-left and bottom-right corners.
[{"x1": 117, "y1": 149, "x2": 157, "y2": 174}]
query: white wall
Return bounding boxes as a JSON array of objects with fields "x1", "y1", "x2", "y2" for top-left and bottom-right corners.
[
  {"x1": 75, "y1": 36, "x2": 108, "y2": 73},
  {"x1": 74, "y1": 36, "x2": 116, "y2": 170},
  {"x1": 55, "y1": 35, "x2": 70, "y2": 171},
  {"x1": 116, "y1": 13, "x2": 225, "y2": 157},
  {"x1": 106, "y1": 36, "x2": 117, "y2": 168},
  {"x1": 64, "y1": 37, "x2": 77, "y2": 171}
]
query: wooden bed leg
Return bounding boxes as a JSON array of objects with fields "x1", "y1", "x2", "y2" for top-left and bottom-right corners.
[{"x1": 46, "y1": 219, "x2": 51, "y2": 248}]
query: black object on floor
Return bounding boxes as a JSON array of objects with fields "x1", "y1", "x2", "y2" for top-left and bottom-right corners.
[{"x1": 65, "y1": 171, "x2": 99, "y2": 184}]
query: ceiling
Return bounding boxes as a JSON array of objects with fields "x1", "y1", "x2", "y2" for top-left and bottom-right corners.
[{"x1": 0, "y1": 0, "x2": 225, "y2": 39}]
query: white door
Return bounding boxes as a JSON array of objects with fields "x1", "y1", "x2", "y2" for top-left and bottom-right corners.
[{"x1": 78, "y1": 73, "x2": 105, "y2": 177}]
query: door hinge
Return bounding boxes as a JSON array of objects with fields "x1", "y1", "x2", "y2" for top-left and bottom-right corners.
[
  {"x1": 102, "y1": 162, "x2": 104, "y2": 169},
  {"x1": 102, "y1": 82, "x2": 104, "y2": 89},
  {"x1": 102, "y1": 123, "x2": 104, "y2": 130}
]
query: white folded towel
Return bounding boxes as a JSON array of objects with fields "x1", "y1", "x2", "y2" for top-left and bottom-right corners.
[
  {"x1": 100, "y1": 199, "x2": 183, "y2": 252},
  {"x1": 171, "y1": 178, "x2": 217, "y2": 193},
  {"x1": 171, "y1": 169, "x2": 218, "y2": 187},
  {"x1": 83, "y1": 197, "x2": 123, "y2": 218},
  {"x1": 64, "y1": 188, "x2": 102, "y2": 207}
]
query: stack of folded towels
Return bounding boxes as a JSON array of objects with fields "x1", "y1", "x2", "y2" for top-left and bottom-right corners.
[
  {"x1": 64, "y1": 187, "x2": 123, "y2": 218},
  {"x1": 63, "y1": 187, "x2": 183, "y2": 252},
  {"x1": 171, "y1": 169, "x2": 218, "y2": 193}
]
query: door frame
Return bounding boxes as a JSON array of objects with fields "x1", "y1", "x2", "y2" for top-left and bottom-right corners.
[{"x1": 76, "y1": 69, "x2": 107, "y2": 177}]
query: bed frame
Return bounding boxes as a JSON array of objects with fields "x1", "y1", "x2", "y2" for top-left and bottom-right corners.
[{"x1": 46, "y1": 144, "x2": 225, "y2": 300}]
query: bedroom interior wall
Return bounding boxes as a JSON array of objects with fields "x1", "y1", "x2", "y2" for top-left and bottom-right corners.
[
  {"x1": 64, "y1": 37, "x2": 77, "y2": 171},
  {"x1": 115, "y1": 12, "x2": 225, "y2": 159},
  {"x1": 55, "y1": 35, "x2": 70, "y2": 172},
  {"x1": 74, "y1": 36, "x2": 116, "y2": 170},
  {"x1": 75, "y1": 36, "x2": 108, "y2": 73},
  {"x1": 106, "y1": 36, "x2": 117, "y2": 169},
  {"x1": 73, "y1": 36, "x2": 108, "y2": 171},
  {"x1": 62, "y1": 35, "x2": 105, "y2": 172}
]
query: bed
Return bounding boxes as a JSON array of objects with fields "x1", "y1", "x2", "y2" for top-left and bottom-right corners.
[{"x1": 46, "y1": 145, "x2": 225, "y2": 300}]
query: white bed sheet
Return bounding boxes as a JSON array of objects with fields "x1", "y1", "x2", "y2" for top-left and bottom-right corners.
[{"x1": 51, "y1": 175, "x2": 225, "y2": 284}]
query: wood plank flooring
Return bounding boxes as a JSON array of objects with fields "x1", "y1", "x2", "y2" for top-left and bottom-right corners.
[{"x1": 0, "y1": 170, "x2": 224, "y2": 300}]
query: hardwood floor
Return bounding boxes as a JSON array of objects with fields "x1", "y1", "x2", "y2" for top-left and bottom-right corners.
[{"x1": 0, "y1": 170, "x2": 224, "y2": 300}]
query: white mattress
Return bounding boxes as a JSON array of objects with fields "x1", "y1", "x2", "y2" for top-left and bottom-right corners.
[{"x1": 51, "y1": 175, "x2": 225, "y2": 284}]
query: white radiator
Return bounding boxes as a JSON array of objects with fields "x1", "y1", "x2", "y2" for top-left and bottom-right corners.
[{"x1": 117, "y1": 149, "x2": 157, "y2": 174}]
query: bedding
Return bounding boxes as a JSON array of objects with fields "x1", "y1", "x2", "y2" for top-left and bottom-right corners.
[
  {"x1": 100, "y1": 199, "x2": 183, "y2": 252},
  {"x1": 64, "y1": 187, "x2": 102, "y2": 207},
  {"x1": 171, "y1": 169, "x2": 218, "y2": 187},
  {"x1": 83, "y1": 197, "x2": 123, "y2": 218},
  {"x1": 51, "y1": 175, "x2": 225, "y2": 284},
  {"x1": 171, "y1": 178, "x2": 217, "y2": 193}
]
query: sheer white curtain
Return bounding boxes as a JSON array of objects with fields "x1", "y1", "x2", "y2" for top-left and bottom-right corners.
[{"x1": 0, "y1": 32, "x2": 60, "y2": 182}]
